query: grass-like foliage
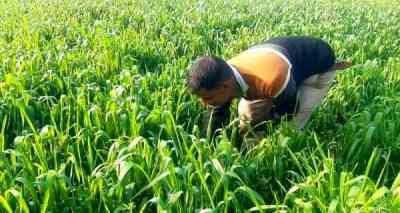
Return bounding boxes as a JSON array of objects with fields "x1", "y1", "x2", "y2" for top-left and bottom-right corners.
[{"x1": 0, "y1": 0, "x2": 399, "y2": 212}]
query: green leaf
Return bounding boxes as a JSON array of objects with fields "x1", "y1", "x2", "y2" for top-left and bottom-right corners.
[
  {"x1": 118, "y1": 161, "x2": 133, "y2": 182},
  {"x1": 40, "y1": 188, "x2": 50, "y2": 213},
  {"x1": 168, "y1": 191, "x2": 183, "y2": 205},
  {"x1": 134, "y1": 171, "x2": 170, "y2": 198},
  {"x1": 211, "y1": 159, "x2": 225, "y2": 176},
  {"x1": 328, "y1": 199, "x2": 338, "y2": 213},
  {"x1": 0, "y1": 195, "x2": 13, "y2": 213},
  {"x1": 367, "y1": 187, "x2": 389, "y2": 204}
]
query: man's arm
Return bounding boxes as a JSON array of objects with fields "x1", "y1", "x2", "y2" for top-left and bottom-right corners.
[{"x1": 238, "y1": 98, "x2": 274, "y2": 136}]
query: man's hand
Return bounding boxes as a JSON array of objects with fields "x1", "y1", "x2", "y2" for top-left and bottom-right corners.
[{"x1": 238, "y1": 98, "x2": 274, "y2": 136}]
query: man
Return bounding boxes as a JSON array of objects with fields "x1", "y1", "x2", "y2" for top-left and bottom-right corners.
[{"x1": 186, "y1": 36, "x2": 352, "y2": 136}]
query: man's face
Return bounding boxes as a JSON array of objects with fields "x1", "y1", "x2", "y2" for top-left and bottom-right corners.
[{"x1": 194, "y1": 79, "x2": 237, "y2": 107}]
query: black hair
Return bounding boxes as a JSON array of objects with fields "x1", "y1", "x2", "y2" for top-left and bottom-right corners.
[{"x1": 186, "y1": 56, "x2": 232, "y2": 93}]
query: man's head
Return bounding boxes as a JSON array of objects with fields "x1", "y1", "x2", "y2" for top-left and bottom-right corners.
[{"x1": 186, "y1": 56, "x2": 238, "y2": 107}]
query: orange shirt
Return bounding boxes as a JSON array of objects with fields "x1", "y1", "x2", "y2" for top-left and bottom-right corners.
[{"x1": 228, "y1": 49, "x2": 290, "y2": 99}]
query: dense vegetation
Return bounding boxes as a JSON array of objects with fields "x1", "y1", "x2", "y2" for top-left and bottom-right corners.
[{"x1": 1, "y1": 0, "x2": 399, "y2": 212}]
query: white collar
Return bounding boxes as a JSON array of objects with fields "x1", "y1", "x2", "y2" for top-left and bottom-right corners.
[{"x1": 228, "y1": 64, "x2": 248, "y2": 97}]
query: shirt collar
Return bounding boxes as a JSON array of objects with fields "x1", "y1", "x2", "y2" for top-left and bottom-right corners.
[{"x1": 228, "y1": 64, "x2": 248, "y2": 97}]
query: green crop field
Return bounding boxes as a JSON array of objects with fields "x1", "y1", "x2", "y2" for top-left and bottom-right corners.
[{"x1": 1, "y1": 0, "x2": 400, "y2": 212}]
